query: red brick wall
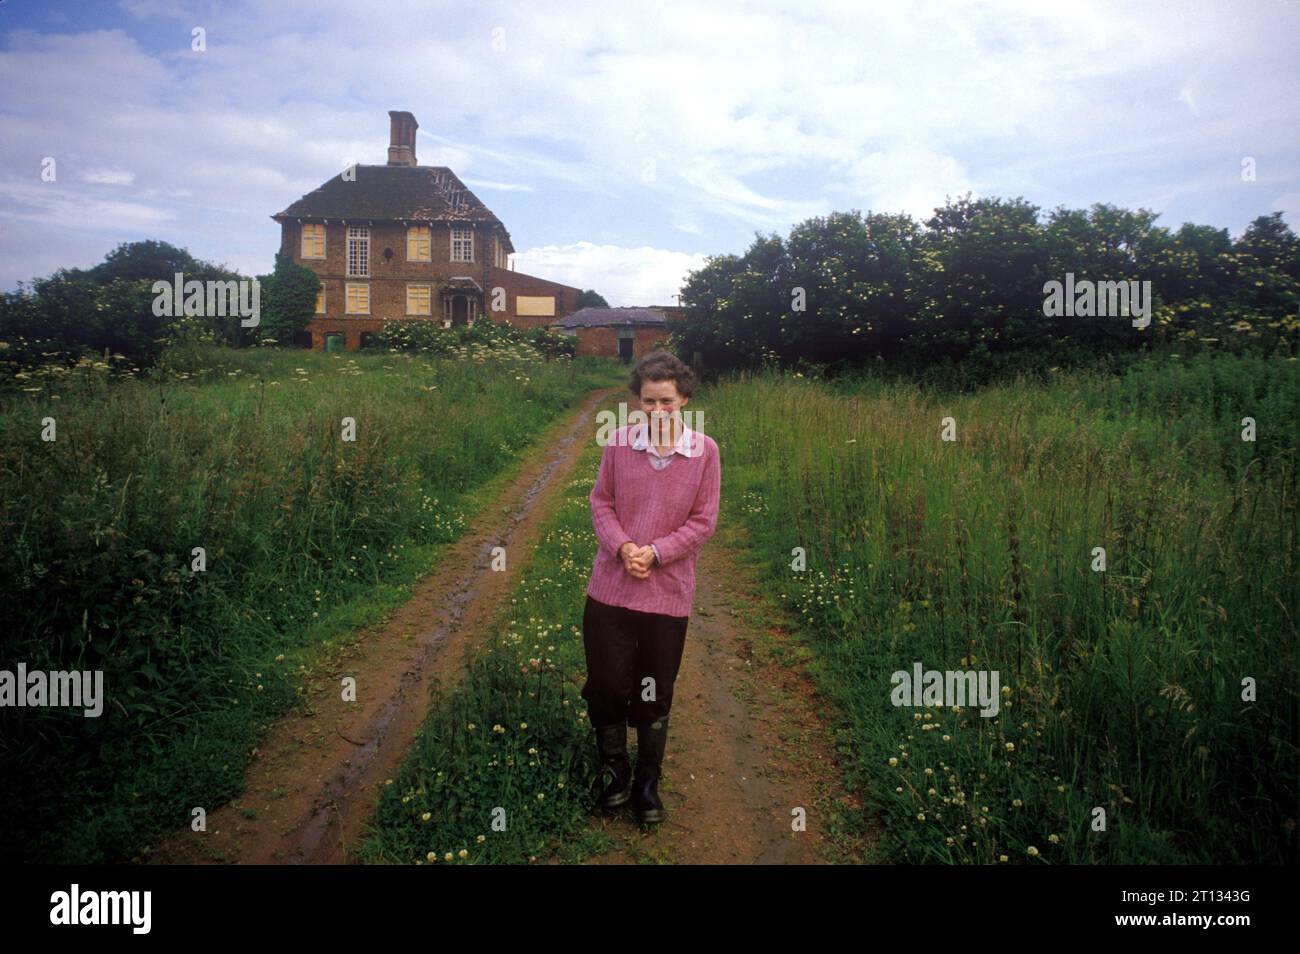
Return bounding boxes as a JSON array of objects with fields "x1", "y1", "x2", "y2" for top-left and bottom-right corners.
[
  {"x1": 575, "y1": 327, "x2": 617, "y2": 357},
  {"x1": 573, "y1": 326, "x2": 672, "y2": 359},
  {"x1": 635, "y1": 327, "x2": 671, "y2": 356},
  {"x1": 280, "y1": 221, "x2": 583, "y2": 348},
  {"x1": 483, "y1": 265, "x2": 583, "y2": 329}
]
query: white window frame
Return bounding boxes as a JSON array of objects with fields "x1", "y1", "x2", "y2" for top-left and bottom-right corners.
[
  {"x1": 406, "y1": 283, "x2": 432, "y2": 315},
  {"x1": 315, "y1": 286, "x2": 326, "y2": 314},
  {"x1": 301, "y1": 223, "x2": 326, "y2": 260},
  {"x1": 451, "y1": 225, "x2": 474, "y2": 263},
  {"x1": 347, "y1": 225, "x2": 370, "y2": 277},
  {"x1": 345, "y1": 282, "x2": 369, "y2": 315}
]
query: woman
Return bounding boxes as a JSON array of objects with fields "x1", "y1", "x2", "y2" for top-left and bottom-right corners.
[{"x1": 582, "y1": 350, "x2": 721, "y2": 825}]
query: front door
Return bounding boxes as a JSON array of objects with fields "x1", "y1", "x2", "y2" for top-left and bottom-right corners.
[{"x1": 618, "y1": 335, "x2": 634, "y2": 362}]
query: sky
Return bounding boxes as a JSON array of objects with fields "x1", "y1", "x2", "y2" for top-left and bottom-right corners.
[{"x1": 1, "y1": 0, "x2": 1297, "y2": 305}]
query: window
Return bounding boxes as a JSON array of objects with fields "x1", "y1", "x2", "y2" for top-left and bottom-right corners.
[
  {"x1": 315, "y1": 287, "x2": 326, "y2": 314},
  {"x1": 301, "y1": 223, "x2": 325, "y2": 259},
  {"x1": 451, "y1": 225, "x2": 473, "y2": 262},
  {"x1": 516, "y1": 295, "x2": 555, "y2": 317},
  {"x1": 494, "y1": 235, "x2": 505, "y2": 268},
  {"x1": 406, "y1": 284, "x2": 432, "y2": 315},
  {"x1": 345, "y1": 283, "x2": 369, "y2": 314},
  {"x1": 347, "y1": 226, "x2": 370, "y2": 277},
  {"x1": 407, "y1": 225, "x2": 431, "y2": 262}
]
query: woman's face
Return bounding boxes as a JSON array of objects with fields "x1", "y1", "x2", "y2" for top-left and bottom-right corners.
[{"x1": 639, "y1": 378, "x2": 688, "y2": 442}]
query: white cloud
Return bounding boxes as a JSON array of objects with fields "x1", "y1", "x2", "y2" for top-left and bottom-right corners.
[
  {"x1": 81, "y1": 169, "x2": 136, "y2": 186},
  {"x1": 512, "y1": 241, "x2": 709, "y2": 306},
  {"x1": 840, "y1": 147, "x2": 975, "y2": 223},
  {"x1": 460, "y1": 177, "x2": 535, "y2": 193},
  {"x1": 0, "y1": 0, "x2": 1297, "y2": 291},
  {"x1": 1271, "y1": 192, "x2": 1300, "y2": 229}
]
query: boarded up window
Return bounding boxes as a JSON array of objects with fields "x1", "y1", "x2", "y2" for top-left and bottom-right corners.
[
  {"x1": 407, "y1": 226, "x2": 431, "y2": 261},
  {"x1": 315, "y1": 287, "x2": 326, "y2": 314},
  {"x1": 345, "y1": 283, "x2": 369, "y2": 314},
  {"x1": 516, "y1": 295, "x2": 555, "y2": 316},
  {"x1": 407, "y1": 284, "x2": 432, "y2": 315},
  {"x1": 301, "y1": 223, "x2": 325, "y2": 259}
]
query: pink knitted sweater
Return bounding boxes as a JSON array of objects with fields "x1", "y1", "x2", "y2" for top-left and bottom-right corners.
[{"x1": 586, "y1": 422, "x2": 721, "y2": 618}]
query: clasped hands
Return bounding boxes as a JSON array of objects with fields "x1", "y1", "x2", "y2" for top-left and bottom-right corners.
[{"x1": 618, "y1": 541, "x2": 657, "y2": 580}]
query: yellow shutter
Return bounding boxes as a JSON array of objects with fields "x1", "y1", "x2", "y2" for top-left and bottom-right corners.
[
  {"x1": 407, "y1": 226, "x2": 431, "y2": 261},
  {"x1": 346, "y1": 283, "x2": 369, "y2": 314},
  {"x1": 301, "y1": 223, "x2": 325, "y2": 259},
  {"x1": 516, "y1": 295, "x2": 555, "y2": 316},
  {"x1": 406, "y1": 284, "x2": 431, "y2": 315}
]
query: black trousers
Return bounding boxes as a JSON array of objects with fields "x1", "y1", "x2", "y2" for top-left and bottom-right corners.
[{"x1": 581, "y1": 594, "x2": 689, "y2": 728}]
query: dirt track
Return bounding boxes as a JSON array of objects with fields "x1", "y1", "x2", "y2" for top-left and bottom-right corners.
[
  {"x1": 145, "y1": 386, "x2": 621, "y2": 864},
  {"x1": 547, "y1": 522, "x2": 883, "y2": 864},
  {"x1": 144, "y1": 385, "x2": 881, "y2": 865}
]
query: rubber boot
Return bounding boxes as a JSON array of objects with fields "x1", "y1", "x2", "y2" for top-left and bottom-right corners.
[
  {"x1": 594, "y1": 722, "x2": 633, "y2": 812},
  {"x1": 631, "y1": 716, "x2": 669, "y2": 825}
]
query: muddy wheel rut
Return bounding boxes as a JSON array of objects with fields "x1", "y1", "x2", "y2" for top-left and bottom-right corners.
[
  {"x1": 145, "y1": 386, "x2": 620, "y2": 864},
  {"x1": 145, "y1": 386, "x2": 882, "y2": 865}
]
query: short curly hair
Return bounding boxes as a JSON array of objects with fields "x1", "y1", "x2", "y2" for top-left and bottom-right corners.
[{"x1": 629, "y1": 349, "x2": 695, "y2": 399}]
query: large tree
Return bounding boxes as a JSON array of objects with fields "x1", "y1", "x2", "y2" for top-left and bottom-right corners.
[{"x1": 255, "y1": 252, "x2": 320, "y2": 346}]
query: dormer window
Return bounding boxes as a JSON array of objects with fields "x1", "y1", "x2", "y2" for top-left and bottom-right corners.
[
  {"x1": 347, "y1": 226, "x2": 370, "y2": 277},
  {"x1": 451, "y1": 225, "x2": 473, "y2": 263}
]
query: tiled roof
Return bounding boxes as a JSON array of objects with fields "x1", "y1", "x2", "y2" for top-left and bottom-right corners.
[
  {"x1": 552, "y1": 307, "x2": 668, "y2": 328},
  {"x1": 272, "y1": 165, "x2": 514, "y2": 253}
]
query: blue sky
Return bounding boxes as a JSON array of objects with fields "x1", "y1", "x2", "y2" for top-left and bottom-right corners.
[{"x1": 1, "y1": 0, "x2": 1297, "y2": 305}]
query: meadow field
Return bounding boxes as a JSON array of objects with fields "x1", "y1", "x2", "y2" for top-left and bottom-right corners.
[
  {"x1": 705, "y1": 350, "x2": 1298, "y2": 863},
  {"x1": 0, "y1": 341, "x2": 622, "y2": 863},
  {"x1": 364, "y1": 346, "x2": 1297, "y2": 865},
  {"x1": 1, "y1": 342, "x2": 1294, "y2": 864}
]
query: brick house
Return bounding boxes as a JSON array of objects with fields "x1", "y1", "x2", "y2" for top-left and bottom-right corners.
[
  {"x1": 552, "y1": 306, "x2": 683, "y2": 361},
  {"x1": 271, "y1": 110, "x2": 583, "y2": 350}
]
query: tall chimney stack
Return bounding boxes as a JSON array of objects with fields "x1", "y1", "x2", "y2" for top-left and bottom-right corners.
[{"x1": 387, "y1": 110, "x2": 418, "y2": 166}]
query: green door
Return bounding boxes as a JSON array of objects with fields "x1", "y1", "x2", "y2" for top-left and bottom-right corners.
[{"x1": 325, "y1": 333, "x2": 345, "y2": 353}]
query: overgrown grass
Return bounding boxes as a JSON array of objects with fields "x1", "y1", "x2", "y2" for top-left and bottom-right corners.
[
  {"x1": 0, "y1": 342, "x2": 622, "y2": 863},
  {"x1": 706, "y1": 347, "x2": 1298, "y2": 863},
  {"x1": 9, "y1": 336, "x2": 1292, "y2": 866},
  {"x1": 361, "y1": 392, "x2": 637, "y2": 864}
]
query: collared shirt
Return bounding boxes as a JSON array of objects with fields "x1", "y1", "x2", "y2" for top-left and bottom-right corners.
[
  {"x1": 627, "y1": 419, "x2": 702, "y2": 566},
  {"x1": 628, "y1": 418, "x2": 701, "y2": 470}
]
